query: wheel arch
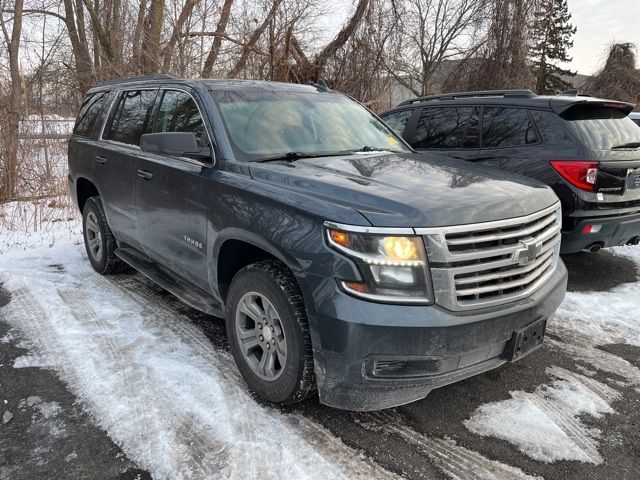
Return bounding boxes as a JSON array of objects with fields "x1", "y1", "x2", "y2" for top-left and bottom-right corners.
[
  {"x1": 212, "y1": 229, "x2": 303, "y2": 303},
  {"x1": 76, "y1": 177, "x2": 100, "y2": 213}
]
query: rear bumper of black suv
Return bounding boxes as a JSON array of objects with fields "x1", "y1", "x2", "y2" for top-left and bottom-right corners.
[
  {"x1": 561, "y1": 209, "x2": 640, "y2": 253},
  {"x1": 302, "y1": 260, "x2": 567, "y2": 411}
]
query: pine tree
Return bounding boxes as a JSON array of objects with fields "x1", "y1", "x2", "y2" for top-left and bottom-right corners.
[{"x1": 530, "y1": 0, "x2": 577, "y2": 94}]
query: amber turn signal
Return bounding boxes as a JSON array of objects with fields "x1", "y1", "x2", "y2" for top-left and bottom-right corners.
[{"x1": 329, "y1": 229, "x2": 350, "y2": 247}]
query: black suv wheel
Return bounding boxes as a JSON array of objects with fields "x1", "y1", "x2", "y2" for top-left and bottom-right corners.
[
  {"x1": 225, "y1": 260, "x2": 315, "y2": 405},
  {"x1": 82, "y1": 196, "x2": 125, "y2": 274}
]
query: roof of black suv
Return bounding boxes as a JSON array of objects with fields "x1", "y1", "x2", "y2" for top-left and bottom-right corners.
[
  {"x1": 91, "y1": 75, "x2": 326, "y2": 94},
  {"x1": 391, "y1": 89, "x2": 635, "y2": 115}
]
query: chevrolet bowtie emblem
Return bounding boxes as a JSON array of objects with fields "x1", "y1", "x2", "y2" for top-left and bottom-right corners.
[{"x1": 513, "y1": 239, "x2": 542, "y2": 265}]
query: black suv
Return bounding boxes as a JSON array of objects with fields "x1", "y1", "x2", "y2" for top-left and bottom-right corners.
[
  {"x1": 68, "y1": 77, "x2": 566, "y2": 411},
  {"x1": 381, "y1": 90, "x2": 640, "y2": 254}
]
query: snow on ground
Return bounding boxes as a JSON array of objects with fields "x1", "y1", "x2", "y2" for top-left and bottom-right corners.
[
  {"x1": 0, "y1": 198, "x2": 81, "y2": 254},
  {"x1": 0, "y1": 222, "x2": 399, "y2": 480},
  {"x1": 21, "y1": 116, "x2": 74, "y2": 135},
  {"x1": 464, "y1": 246, "x2": 640, "y2": 466},
  {"x1": 465, "y1": 366, "x2": 621, "y2": 464},
  {"x1": 2, "y1": 198, "x2": 640, "y2": 477},
  {"x1": 550, "y1": 246, "x2": 640, "y2": 346}
]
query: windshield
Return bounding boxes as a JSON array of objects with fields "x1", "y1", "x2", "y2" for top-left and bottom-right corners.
[
  {"x1": 562, "y1": 106, "x2": 640, "y2": 150},
  {"x1": 210, "y1": 89, "x2": 409, "y2": 161}
]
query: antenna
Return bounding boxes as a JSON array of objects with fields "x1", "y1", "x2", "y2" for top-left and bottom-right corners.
[{"x1": 313, "y1": 78, "x2": 331, "y2": 92}]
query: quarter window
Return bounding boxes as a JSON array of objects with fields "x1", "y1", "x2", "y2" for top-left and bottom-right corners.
[
  {"x1": 412, "y1": 107, "x2": 480, "y2": 149},
  {"x1": 381, "y1": 110, "x2": 413, "y2": 136},
  {"x1": 154, "y1": 90, "x2": 208, "y2": 146},
  {"x1": 105, "y1": 90, "x2": 157, "y2": 146},
  {"x1": 73, "y1": 92, "x2": 110, "y2": 137},
  {"x1": 482, "y1": 107, "x2": 538, "y2": 148}
]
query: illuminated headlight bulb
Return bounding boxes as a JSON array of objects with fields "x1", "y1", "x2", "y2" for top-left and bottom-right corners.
[{"x1": 381, "y1": 236, "x2": 418, "y2": 260}]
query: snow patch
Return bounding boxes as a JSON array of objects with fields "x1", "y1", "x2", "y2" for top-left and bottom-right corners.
[
  {"x1": 14, "y1": 353, "x2": 51, "y2": 369},
  {"x1": 0, "y1": 198, "x2": 81, "y2": 254},
  {"x1": 0, "y1": 239, "x2": 399, "y2": 480},
  {"x1": 550, "y1": 245, "x2": 640, "y2": 346},
  {"x1": 356, "y1": 411, "x2": 541, "y2": 480},
  {"x1": 464, "y1": 366, "x2": 620, "y2": 464}
]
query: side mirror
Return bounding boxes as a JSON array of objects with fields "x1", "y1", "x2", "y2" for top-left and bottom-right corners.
[{"x1": 140, "y1": 132, "x2": 202, "y2": 158}]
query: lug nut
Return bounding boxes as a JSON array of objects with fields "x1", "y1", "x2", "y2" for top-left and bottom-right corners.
[
  {"x1": 272, "y1": 339, "x2": 276, "y2": 345},
  {"x1": 259, "y1": 335, "x2": 264, "y2": 341},
  {"x1": 266, "y1": 343, "x2": 270, "y2": 349},
  {"x1": 270, "y1": 326, "x2": 275, "y2": 332},
  {"x1": 258, "y1": 323, "x2": 262, "y2": 329}
]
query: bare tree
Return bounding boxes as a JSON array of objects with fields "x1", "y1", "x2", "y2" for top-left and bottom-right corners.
[
  {"x1": 585, "y1": 43, "x2": 640, "y2": 108},
  {"x1": 446, "y1": 0, "x2": 536, "y2": 91},
  {"x1": 386, "y1": 0, "x2": 488, "y2": 96},
  {"x1": 0, "y1": 0, "x2": 24, "y2": 202}
]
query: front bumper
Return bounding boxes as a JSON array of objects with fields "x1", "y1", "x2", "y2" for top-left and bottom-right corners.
[
  {"x1": 301, "y1": 260, "x2": 567, "y2": 411},
  {"x1": 561, "y1": 209, "x2": 640, "y2": 253}
]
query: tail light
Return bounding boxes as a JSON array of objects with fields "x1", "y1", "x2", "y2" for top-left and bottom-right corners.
[{"x1": 550, "y1": 161, "x2": 599, "y2": 191}]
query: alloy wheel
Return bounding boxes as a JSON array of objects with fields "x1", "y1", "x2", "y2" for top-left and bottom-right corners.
[
  {"x1": 85, "y1": 211, "x2": 103, "y2": 261},
  {"x1": 235, "y1": 291, "x2": 287, "y2": 381}
]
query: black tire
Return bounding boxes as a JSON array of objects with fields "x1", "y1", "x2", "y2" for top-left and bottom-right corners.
[
  {"x1": 82, "y1": 196, "x2": 125, "y2": 274},
  {"x1": 226, "y1": 260, "x2": 315, "y2": 405}
]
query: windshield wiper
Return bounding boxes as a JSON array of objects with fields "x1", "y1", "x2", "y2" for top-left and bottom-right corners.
[
  {"x1": 253, "y1": 151, "x2": 353, "y2": 163},
  {"x1": 350, "y1": 146, "x2": 403, "y2": 153},
  {"x1": 611, "y1": 142, "x2": 640, "y2": 149}
]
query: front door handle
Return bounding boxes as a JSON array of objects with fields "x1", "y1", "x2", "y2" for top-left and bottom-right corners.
[
  {"x1": 95, "y1": 155, "x2": 108, "y2": 165},
  {"x1": 137, "y1": 169, "x2": 153, "y2": 180}
]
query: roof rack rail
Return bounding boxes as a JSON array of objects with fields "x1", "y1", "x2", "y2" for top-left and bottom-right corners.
[
  {"x1": 95, "y1": 74, "x2": 176, "y2": 87},
  {"x1": 399, "y1": 89, "x2": 536, "y2": 105}
]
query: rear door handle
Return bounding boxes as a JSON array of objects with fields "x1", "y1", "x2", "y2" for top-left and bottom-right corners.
[
  {"x1": 95, "y1": 155, "x2": 108, "y2": 165},
  {"x1": 137, "y1": 169, "x2": 153, "y2": 180}
]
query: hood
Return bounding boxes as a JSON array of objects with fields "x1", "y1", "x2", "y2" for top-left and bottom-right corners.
[{"x1": 249, "y1": 152, "x2": 558, "y2": 227}]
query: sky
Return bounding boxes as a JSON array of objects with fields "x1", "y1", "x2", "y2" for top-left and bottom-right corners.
[{"x1": 565, "y1": 0, "x2": 640, "y2": 75}]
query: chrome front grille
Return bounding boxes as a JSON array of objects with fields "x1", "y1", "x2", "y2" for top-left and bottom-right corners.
[{"x1": 416, "y1": 203, "x2": 562, "y2": 311}]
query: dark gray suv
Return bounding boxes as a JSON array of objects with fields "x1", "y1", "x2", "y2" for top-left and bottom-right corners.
[{"x1": 68, "y1": 76, "x2": 567, "y2": 411}]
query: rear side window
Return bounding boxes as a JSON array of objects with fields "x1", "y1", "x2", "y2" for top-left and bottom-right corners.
[
  {"x1": 412, "y1": 107, "x2": 480, "y2": 149},
  {"x1": 154, "y1": 90, "x2": 208, "y2": 145},
  {"x1": 73, "y1": 92, "x2": 109, "y2": 137},
  {"x1": 529, "y1": 110, "x2": 574, "y2": 145},
  {"x1": 482, "y1": 108, "x2": 538, "y2": 148},
  {"x1": 105, "y1": 90, "x2": 157, "y2": 146},
  {"x1": 381, "y1": 110, "x2": 412, "y2": 136},
  {"x1": 562, "y1": 105, "x2": 640, "y2": 150}
]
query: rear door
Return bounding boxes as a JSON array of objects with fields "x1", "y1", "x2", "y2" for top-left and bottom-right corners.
[
  {"x1": 476, "y1": 106, "x2": 542, "y2": 174},
  {"x1": 407, "y1": 106, "x2": 480, "y2": 161},
  {"x1": 68, "y1": 91, "x2": 115, "y2": 195},
  {"x1": 135, "y1": 86, "x2": 214, "y2": 290},
  {"x1": 93, "y1": 88, "x2": 158, "y2": 248}
]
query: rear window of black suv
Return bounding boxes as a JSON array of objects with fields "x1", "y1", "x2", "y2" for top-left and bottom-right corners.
[
  {"x1": 562, "y1": 105, "x2": 640, "y2": 150},
  {"x1": 73, "y1": 92, "x2": 111, "y2": 137}
]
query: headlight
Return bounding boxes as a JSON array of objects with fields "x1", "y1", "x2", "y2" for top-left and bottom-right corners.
[{"x1": 325, "y1": 223, "x2": 433, "y2": 304}]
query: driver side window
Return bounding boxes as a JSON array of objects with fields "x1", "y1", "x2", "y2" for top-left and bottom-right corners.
[{"x1": 155, "y1": 90, "x2": 208, "y2": 147}]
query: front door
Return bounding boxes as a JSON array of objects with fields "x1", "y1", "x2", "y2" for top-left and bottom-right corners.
[{"x1": 135, "y1": 87, "x2": 213, "y2": 290}]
